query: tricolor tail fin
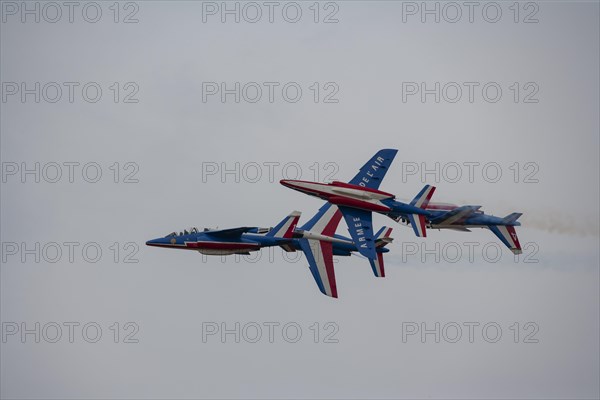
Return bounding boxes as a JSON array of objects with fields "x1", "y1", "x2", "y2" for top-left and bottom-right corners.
[
  {"x1": 300, "y1": 238, "x2": 338, "y2": 298},
  {"x1": 369, "y1": 227, "x2": 393, "y2": 277},
  {"x1": 369, "y1": 253, "x2": 386, "y2": 278},
  {"x1": 407, "y1": 185, "x2": 436, "y2": 238},
  {"x1": 297, "y1": 203, "x2": 343, "y2": 297},
  {"x1": 266, "y1": 211, "x2": 301, "y2": 239},
  {"x1": 410, "y1": 185, "x2": 436, "y2": 209},
  {"x1": 488, "y1": 225, "x2": 522, "y2": 255}
]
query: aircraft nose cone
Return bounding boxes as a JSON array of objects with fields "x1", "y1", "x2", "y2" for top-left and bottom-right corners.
[
  {"x1": 146, "y1": 238, "x2": 163, "y2": 247},
  {"x1": 280, "y1": 179, "x2": 303, "y2": 189}
]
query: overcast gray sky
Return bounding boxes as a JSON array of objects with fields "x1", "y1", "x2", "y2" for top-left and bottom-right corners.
[{"x1": 1, "y1": 1, "x2": 599, "y2": 399}]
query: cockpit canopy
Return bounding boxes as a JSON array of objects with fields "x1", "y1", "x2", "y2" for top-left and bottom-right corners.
[
  {"x1": 165, "y1": 227, "x2": 200, "y2": 237},
  {"x1": 163, "y1": 226, "x2": 272, "y2": 238}
]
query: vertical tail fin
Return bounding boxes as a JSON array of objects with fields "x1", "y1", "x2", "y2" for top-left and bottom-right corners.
[
  {"x1": 369, "y1": 227, "x2": 393, "y2": 277},
  {"x1": 369, "y1": 253, "x2": 386, "y2": 278},
  {"x1": 488, "y1": 225, "x2": 522, "y2": 254},
  {"x1": 300, "y1": 238, "x2": 338, "y2": 298},
  {"x1": 266, "y1": 211, "x2": 301, "y2": 239},
  {"x1": 407, "y1": 185, "x2": 435, "y2": 238},
  {"x1": 410, "y1": 185, "x2": 436, "y2": 209},
  {"x1": 296, "y1": 203, "x2": 344, "y2": 297}
]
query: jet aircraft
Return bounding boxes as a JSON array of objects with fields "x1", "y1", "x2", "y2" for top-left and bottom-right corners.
[
  {"x1": 281, "y1": 149, "x2": 523, "y2": 256},
  {"x1": 145, "y1": 211, "x2": 301, "y2": 256},
  {"x1": 280, "y1": 149, "x2": 435, "y2": 259},
  {"x1": 395, "y1": 202, "x2": 523, "y2": 254},
  {"x1": 146, "y1": 209, "x2": 393, "y2": 298}
]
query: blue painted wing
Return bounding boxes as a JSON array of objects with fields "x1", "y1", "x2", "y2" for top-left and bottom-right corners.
[
  {"x1": 348, "y1": 149, "x2": 398, "y2": 190},
  {"x1": 338, "y1": 206, "x2": 376, "y2": 259},
  {"x1": 429, "y1": 205, "x2": 481, "y2": 225}
]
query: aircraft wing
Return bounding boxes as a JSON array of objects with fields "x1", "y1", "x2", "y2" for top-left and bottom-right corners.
[
  {"x1": 445, "y1": 227, "x2": 472, "y2": 232},
  {"x1": 348, "y1": 149, "x2": 398, "y2": 190},
  {"x1": 430, "y1": 205, "x2": 481, "y2": 226},
  {"x1": 338, "y1": 206, "x2": 377, "y2": 259},
  {"x1": 299, "y1": 238, "x2": 338, "y2": 298},
  {"x1": 204, "y1": 227, "x2": 257, "y2": 238}
]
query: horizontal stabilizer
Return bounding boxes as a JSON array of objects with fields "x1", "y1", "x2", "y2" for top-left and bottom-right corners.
[
  {"x1": 279, "y1": 243, "x2": 297, "y2": 252},
  {"x1": 374, "y1": 226, "x2": 394, "y2": 247},
  {"x1": 488, "y1": 225, "x2": 522, "y2": 254},
  {"x1": 503, "y1": 212, "x2": 523, "y2": 225}
]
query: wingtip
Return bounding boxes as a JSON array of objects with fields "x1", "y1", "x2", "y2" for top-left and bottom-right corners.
[{"x1": 381, "y1": 148, "x2": 399, "y2": 156}]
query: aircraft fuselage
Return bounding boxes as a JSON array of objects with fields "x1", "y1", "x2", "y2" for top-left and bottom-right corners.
[{"x1": 280, "y1": 179, "x2": 429, "y2": 217}]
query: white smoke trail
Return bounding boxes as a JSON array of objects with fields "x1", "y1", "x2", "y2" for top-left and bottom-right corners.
[
  {"x1": 424, "y1": 197, "x2": 599, "y2": 237},
  {"x1": 520, "y1": 211, "x2": 599, "y2": 237}
]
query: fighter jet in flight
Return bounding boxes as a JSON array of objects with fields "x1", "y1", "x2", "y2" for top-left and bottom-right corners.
[
  {"x1": 281, "y1": 149, "x2": 434, "y2": 259},
  {"x1": 395, "y1": 202, "x2": 523, "y2": 254},
  {"x1": 145, "y1": 211, "x2": 302, "y2": 256},
  {"x1": 281, "y1": 149, "x2": 523, "y2": 256},
  {"x1": 146, "y1": 209, "x2": 393, "y2": 298}
]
